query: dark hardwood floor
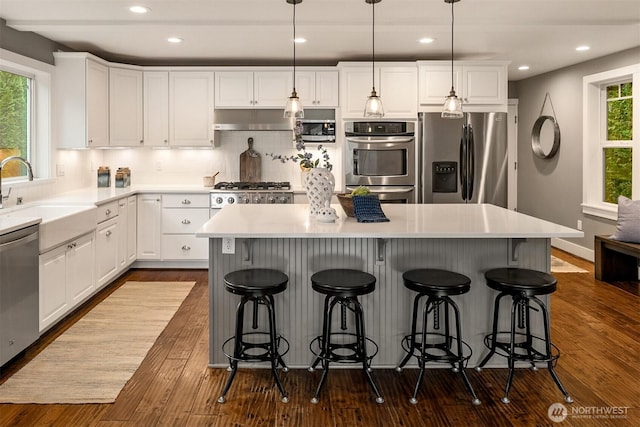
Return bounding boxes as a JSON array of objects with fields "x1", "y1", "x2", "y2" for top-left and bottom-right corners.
[{"x1": 1, "y1": 249, "x2": 638, "y2": 426}]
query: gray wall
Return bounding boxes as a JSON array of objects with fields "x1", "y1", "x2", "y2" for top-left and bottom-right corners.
[
  {"x1": 0, "y1": 18, "x2": 71, "y2": 65},
  {"x1": 515, "y1": 47, "x2": 640, "y2": 252}
]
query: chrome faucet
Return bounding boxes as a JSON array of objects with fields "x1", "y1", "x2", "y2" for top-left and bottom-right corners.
[{"x1": 0, "y1": 156, "x2": 34, "y2": 209}]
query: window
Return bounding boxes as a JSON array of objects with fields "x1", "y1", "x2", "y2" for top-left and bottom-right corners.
[
  {"x1": 0, "y1": 49, "x2": 53, "y2": 182},
  {"x1": 0, "y1": 69, "x2": 32, "y2": 179},
  {"x1": 583, "y1": 64, "x2": 639, "y2": 220},
  {"x1": 603, "y1": 81, "x2": 632, "y2": 203}
]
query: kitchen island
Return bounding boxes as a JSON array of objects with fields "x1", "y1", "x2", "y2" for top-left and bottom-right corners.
[{"x1": 196, "y1": 203, "x2": 582, "y2": 368}]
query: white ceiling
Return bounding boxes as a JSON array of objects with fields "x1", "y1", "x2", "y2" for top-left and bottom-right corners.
[{"x1": 1, "y1": 0, "x2": 639, "y2": 80}]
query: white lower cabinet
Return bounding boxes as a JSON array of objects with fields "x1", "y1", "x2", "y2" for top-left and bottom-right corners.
[
  {"x1": 96, "y1": 216, "x2": 119, "y2": 289},
  {"x1": 118, "y1": 195, "x2": 137, "y2": 269},
  {"x1": 39, "y1": 232, "x2": 95, "y2": 332},
  {"x1": 137, "y1": 194, "x2": 162, "y2": 260},
  {"x1": 161, "y1": 193, "x2": 210, "y2": 260}
]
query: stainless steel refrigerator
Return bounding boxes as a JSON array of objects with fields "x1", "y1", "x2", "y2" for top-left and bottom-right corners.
[{"x1": 418, "y1": 112, "x2": 508, "y2": 207}]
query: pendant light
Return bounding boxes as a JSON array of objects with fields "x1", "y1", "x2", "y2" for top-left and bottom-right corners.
[
  {"x1": 284, "y1": 0, "x2": 304, "y2": 118},
  {"x1": 364, "y1": 0, "x2": 384, "y2": 118},
  {"x1": 442, "y1": 0, "x2": 463, "y2": 119}
]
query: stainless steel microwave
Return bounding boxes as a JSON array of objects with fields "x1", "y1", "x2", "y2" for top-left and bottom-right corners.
[{"x1": 299, "y1": 119, "x2": 336, "y2": 143}]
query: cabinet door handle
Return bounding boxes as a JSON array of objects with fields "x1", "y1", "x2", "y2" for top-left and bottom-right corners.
[
  {"x1": 181, "y1": 245, "x2": 191, "y2": 251},
  {"x1": 181, "y1": 219, "x2": 191, "y2": 224},
  {"x1": 105, "y1": 209, "x2": 111, "y2": 215},
  {"x1": 106, "y1": 230, "x2": 112, "y2": 237},
  {"x1": 182, "y1": 199, "x2": 191, "y2": 205}
]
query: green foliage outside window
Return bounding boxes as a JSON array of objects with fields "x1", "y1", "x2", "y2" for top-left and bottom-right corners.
[
  {"x1": 604, "y1": 82, "x2": 633, "y2": 204},
  {"x1": 0, "y1": 70, "x2": 29, "y2": 178},
  {"x1": 604, "y1": 148, "x2": 632, "y2": 203}
]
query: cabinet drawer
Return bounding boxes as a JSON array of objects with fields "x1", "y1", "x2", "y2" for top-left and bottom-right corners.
[
  {"x1": 162, "y1": 208, "x2": 210, "y2": 234},
  {"x1": 162, "y1": 194, "x2": 209, "y2": 208},
  {"x1": 96, "y1": 201, "x2": 118, "y2": 223},
  {"x1": 161, "y1": 235, "x2": 208, "y2": 260}
]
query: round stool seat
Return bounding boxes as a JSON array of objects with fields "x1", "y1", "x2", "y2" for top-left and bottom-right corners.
[
  {"x1": 403, "y1": 269, "x2": 471, "y2": 296},
  {"x1": 224, "y1": 269, "x2": 288, "y2": 297},
  {"x1": 311, "y1": 269, "x2": 376, "y2": 297},
  {"x1": 485, "y1": 268, "x2": 556, "y2": 296}
]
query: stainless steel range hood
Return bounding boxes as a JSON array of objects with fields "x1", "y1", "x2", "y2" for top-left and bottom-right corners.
[{"x1": 213, "y1": 109, "x2": 294, "y2": 131}]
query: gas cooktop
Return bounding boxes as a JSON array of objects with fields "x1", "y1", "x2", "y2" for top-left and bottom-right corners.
[
  {"x1": 210, "y1": 181, "x2": 293, "y2": 209},
  {"x1": 213, "y1": 181, "x2": 291, "y2": 191}
]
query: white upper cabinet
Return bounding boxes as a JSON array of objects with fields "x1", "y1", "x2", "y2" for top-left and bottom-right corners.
[
  {"x1": 379, "y1": 66, "x2": 418, "y2": 117},
  {"x1": 295, "y1": 70, "x2": 339, "y2": 108},
  {"x1": 418, "y1": 63, "x2": 462, "y2": 105},
  {"x1": 254, "y1": 71, "x2": 292, "y2": 107},
  {"x1": 143, "y1": 71, "x2": 170, "y2": 147},
  {"x1": 339, "y1": 63, "x2": 417, "y2": 118},
  {"x1": 87, "y1": 60, "x2": 110, "y2": 147},
  {"x1": 462, "y1": 64, "x2": 507, "y2": 106},
  {"x1": 169, "y1": 71, "x2": 216, "y2": 147},
  {"x1": 214, "y1": 72, "x2": 254, "y2": 107},
  {"x1": 54, "y1": 53, "x2": 110, "y2": 148},
  {"x1": 418, "y1": 61, "x2": 508, "y2": 112},
  {"x1": 215, "y1": 70, "x2": 291, "y2": 108},
  {"x1": 109, "y1": 67, "x2": 143, "y2": 147}
]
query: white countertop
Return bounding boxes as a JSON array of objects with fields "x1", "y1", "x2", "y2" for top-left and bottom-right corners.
[
  {"x1": 0, "y1": 216, "x2": 41, "y2": 235},
  {"x1": 196, "y1": 203, "x2": 583, "y2": 239},
  {"x1": 0, "y1": 185, "x2": 213, "y2": 236},
  {"x1": 41, "y1": 185, "x2": 213, "y2": 205}
]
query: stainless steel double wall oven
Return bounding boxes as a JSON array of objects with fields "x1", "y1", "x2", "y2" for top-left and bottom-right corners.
[{"x1": 344, "y1": 120, "x2": 416, "y2": 203}]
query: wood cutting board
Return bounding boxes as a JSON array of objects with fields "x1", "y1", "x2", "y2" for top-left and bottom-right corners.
[{"x1": 239, "y1": 137, "x2": 261, "y2": 182}]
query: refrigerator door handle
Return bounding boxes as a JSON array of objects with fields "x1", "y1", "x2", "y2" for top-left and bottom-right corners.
[
  {"x1": 468, "y1": 125, "x2": 475, "y2": 201},
  {"x1": 459, "y1": 126, "x2": 468, "y2": 200}
]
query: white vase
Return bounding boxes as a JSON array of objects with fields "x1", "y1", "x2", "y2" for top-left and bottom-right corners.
[{"x1": 303, "y1": 168, "x2": 338, "y2": 222}]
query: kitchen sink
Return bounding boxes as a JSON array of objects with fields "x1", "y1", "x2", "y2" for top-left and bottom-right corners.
[{"x1": 1, "y1": 204, "x2": 97, "y2": 252}]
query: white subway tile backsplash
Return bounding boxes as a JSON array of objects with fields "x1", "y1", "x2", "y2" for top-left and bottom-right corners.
[{"x1": 16, "y1": 131, "x2": 341, "y2": 205}]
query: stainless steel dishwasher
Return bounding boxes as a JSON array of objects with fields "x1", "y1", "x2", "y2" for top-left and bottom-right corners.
[{"x1": 0, "y1": 224, "x2": 39, "y2": 366}]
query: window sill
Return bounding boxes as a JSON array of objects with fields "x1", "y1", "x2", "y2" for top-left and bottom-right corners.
[
  {"x1": 581, "y1": 203, "x2": 617, "y2": 221},
  {"x1": 1, "y1": 177, "x2": 55, "y2": 189}
]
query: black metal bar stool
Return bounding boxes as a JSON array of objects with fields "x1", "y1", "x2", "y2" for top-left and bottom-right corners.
[
  {"x1": 218, "y1": 268, "x2": 290, "y2": 403},
  {"x1": 475, "y1": 267, "x2": 573, "y2": 404},
  {"x1": 396, "y1": 269, "x2": 481, "y2": 405},
  {"x1": 308, "y1": 269, "x2": 384, "y2": 404}
]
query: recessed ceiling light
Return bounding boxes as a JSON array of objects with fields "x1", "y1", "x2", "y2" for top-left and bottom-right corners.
[
  {"x1": 129, "y1": 5, "x2": 150, "y2": 14},
  {"x1": 518, "y1": 65, "x2": 530, "y2": 71},
  {"x1": 294, "y1": 37, "x2": 307, "y2": 44},
  {"x1": 167, "y1": 37, "x2": 183, "y2": 44},
  {"x1": 418, "y1": 37, "x2": 435, "y2": 44},
  {"x1": 576, "y1": 45, "x2": 591, "y2": 52}
]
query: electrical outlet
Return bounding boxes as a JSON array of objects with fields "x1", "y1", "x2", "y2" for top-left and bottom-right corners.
[
  {"x1": 56, "y1": 163, "x2": 65, "y2": 176},
  {"x1": 222, "y1": 237, "x2": 235, "y2": 254},
  {"x1": 577, "y1": 220, "x2": 583, "y2": 231}
]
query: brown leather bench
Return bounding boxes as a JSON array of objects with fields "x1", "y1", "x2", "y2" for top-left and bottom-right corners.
[{"x1": 595, "y1": 235, "x2": 640, "y2": 281}]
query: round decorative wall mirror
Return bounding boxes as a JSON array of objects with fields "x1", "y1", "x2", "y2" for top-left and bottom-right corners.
[{"x1": 531, "y1": 115, "x2": 560, "y2": 159}]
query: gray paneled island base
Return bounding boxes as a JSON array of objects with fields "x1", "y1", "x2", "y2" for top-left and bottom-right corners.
[{"x1": 196, "y1": 204, "x2": 582, "y2": 368}]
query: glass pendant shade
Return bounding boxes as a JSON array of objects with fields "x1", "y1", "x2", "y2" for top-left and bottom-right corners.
[
  {"x1": 363, "y1": 0, "x2": 383, "y2": 117},
  {"x1": 442, "y1": 0, "x2": 462, "y2": 119},
  {"x1": 442, "y1": 88, "x2": 463, "y2": 119},
  {"x1": 364, "y1": 89, "x2": 384, "y2": 117},
  {"x1": 284, "y1": 0, "x2": 304, "y2": 118},
  {"x1": 284, "y1": 90, "x2": 304, "y2": 118}
]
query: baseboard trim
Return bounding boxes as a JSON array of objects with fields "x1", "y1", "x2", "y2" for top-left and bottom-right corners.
[{"x1": 551, "y1": 238, "x2": 594, "y2": 262}]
